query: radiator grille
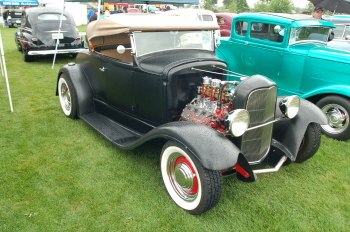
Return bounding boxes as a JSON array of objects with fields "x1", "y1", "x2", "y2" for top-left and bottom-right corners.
[{"x1": 241, "y1": 86, "x2": 277, "y2": 163}]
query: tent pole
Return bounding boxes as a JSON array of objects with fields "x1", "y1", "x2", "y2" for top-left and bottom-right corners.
[
  {"x1": 97, "y1": 0, "x2": 101, "y2": 20},
  {"x1": 198, "y1": 3, "x2": 203, "y2": 21},
  {"x1": 0, "y1": 32, "x2": 14, "y2": 112},
  {"x1": 52, "y1": 2, "x2": 65, "y2": 69}
]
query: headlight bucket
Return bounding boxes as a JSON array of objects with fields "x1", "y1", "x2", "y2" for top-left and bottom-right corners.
[
  {"x1": 279, "y1": 95, "x2": 300, "y2": 119},
  {"x1": 225, "y1": 109, "x2": 250, "y2": 137}
]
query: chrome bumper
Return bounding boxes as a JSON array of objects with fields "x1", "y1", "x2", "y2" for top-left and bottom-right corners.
[{"x1": 28, "y1": 48, "x2": 86, "y2": 55}]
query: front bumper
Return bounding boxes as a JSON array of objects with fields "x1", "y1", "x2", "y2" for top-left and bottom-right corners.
[{"x1": 28, "y1": 48, "x2": 86, "y2": 55}]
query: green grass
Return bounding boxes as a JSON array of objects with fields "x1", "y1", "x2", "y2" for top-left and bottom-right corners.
[{"x1": 0, "y1": 24, "x2": 349, "y2": 232}]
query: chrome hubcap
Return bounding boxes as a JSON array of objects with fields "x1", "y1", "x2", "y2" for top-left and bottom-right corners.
[
  {"x1": 322, "y1": 104, "x2": 349, "y2": 134},
  {"x1": 167, "y1": 153, "x2": 198, "y2": 202},
  {"x1": 60, "y1": 82, "x2": 71, "y2": 112}
]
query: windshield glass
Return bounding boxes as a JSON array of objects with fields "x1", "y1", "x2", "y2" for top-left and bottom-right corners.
[
  {"x1": 289, "y1": 26, "x2": 331, "y2": 43},
  {"x1": 133, "y1": 31, "x2": 214, "y2": 56}
]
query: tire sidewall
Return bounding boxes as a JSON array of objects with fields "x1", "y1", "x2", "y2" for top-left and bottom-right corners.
[
  {"x1": 316, "y1": 95, "x2": 350, "y2": 140},
  {"x1": 58, "y1": 74, "x2": 78, "y2": 119},
  {"x1": 161, "y1": 142, "x2": 202, "y2": 211}
]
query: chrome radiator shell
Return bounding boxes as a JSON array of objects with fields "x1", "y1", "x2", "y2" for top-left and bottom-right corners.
[{"x1": 241, "y1": 86, "x2": 277, "y2": 164}]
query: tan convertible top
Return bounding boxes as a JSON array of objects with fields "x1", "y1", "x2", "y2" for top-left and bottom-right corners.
[{"x1": 87, "y1": 13, "x2": 219, "y2": 45}]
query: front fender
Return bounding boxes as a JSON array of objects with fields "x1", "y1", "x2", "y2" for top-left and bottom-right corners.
[
  {"x1": 301, "y1": 85, "x2": 350, "y2": 99},
  {"x1": 56, "y1": 63, "x2": 95, "y2": 116},
  {"x1": 272, "y1": 97, "x2": 327, "y2": 161},
  {"x1": 128, "y1": 121, "x2": 241, "y2": 171}
]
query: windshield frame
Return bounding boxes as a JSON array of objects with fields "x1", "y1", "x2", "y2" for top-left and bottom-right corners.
[{"x1": 132, "y1": 30, "x2": 215, "y2": 57}]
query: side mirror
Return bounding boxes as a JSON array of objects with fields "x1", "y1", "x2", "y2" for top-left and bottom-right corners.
[
  {"x1": 117, "y1": 45, "x2": 126, "y2": 54},
  {"x1": 345, "y1": 35, "x2": 350, "y2": 40}
]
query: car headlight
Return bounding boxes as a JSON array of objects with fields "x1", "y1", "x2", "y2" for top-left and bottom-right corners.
[
  {"x1": 225, "y1": 109, "x2": 250, "y2": 137},
  {"x1": 279, "y1": 95, "x2": 300, "y2": 119}
]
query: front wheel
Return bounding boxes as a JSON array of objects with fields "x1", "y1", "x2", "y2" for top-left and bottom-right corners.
[
  {"x1": 160, "y1": 141, "x2": 223, "y2": 215},
  {"x1": 15, "y1": 38, "x2": 21, "y2": 51},
  {"x1": 58, "y1": 74, "x2": 78, "y2": 119},
  {"x1": 295, "y1": 123, "x2": 321, "y2": 163},
  {"x1": 316, "y1": 96, "x2": 350, "y2": 141},
  {"x1": 22, "y1": 49, "x2": 34, "y2": 62}
]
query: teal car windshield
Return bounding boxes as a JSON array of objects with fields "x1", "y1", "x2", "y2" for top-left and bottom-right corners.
[
  {"x1": 289, "y1": 26, "x2": 331, "y2": 44},
  {"x1": 133, "y1": 30, "x2": 214, "y2": 56}
]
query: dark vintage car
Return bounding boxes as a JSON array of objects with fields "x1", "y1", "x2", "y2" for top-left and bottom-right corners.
[
  {"x1": 56, "y1": 14, "x2": 326, "y2": 214},
  {"x1": 15, "y1": 7, "x2": 85, "y2": 62},
  {"x1": 215, "y1": 13, "x2": 237, "y2": 37},
  {"x1": 7, "y1": 10, "x2": 23, "y2": 28}
]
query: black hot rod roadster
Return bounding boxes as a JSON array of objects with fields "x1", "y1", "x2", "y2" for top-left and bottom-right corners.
[{"x1": 56, "y1": 14, "x2": 327, "y2": 214}]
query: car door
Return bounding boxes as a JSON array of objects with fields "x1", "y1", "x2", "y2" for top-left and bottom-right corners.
[
  {"x1": 87, "y1": 53, "x2": 136, "y2": 115},
  {"x1": 241, "y1": 21, "x2": 286, "y2": 84}
]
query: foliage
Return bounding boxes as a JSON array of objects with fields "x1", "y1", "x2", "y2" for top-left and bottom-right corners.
[
  {"x1": 203, "y1": 0, "x2": 218, "y2": 12},
  {"x1": 253, "y1": 0, "x2": 270, "y2": 12},
  {"x1": 269, "y1": 0, "x2": 293, "y2": 13},
  {"x1": 235, "y1": 0, "x2": 250, "y2": 13},
  {"x1": 0, "y1": 24, "x2": 350, "y2": 231},
  {"x1": 253, "y1": 0, "x2": 293, "y2": 13}
]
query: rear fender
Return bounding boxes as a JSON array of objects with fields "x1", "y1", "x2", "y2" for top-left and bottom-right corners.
[
  {"x1": 272, "y1": 97, "x2": 327, "y2": 161},
  {"x1": 56, "y1": 63, "x2": 95, "y2": 116}
]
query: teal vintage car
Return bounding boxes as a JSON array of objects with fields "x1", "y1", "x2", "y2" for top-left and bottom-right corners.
[{"x1": 217, "y1": 12, "x2": 350, "y2": 141}]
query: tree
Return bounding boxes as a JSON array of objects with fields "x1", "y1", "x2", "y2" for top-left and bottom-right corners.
[
  {"x1": 253, "y1": 0, "x2": 270, "y2": 12},
  {"x1": 203, "y1": 0, "x2": 218, "y2": 11},
  {"x1": 269, "y1": 0, "x2": 293, "y2": 13},
  {"x1": 223, "y1": 0, "x2": 233, "y2": 6},
  {"x1": 235, "y1": 0, "x2": 249, "y2": 13}
]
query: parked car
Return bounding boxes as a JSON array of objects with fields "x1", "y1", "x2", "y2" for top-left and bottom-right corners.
[
  {"x1": 217, "y1": 12, "x2": 350, "y2": 141},
  {"x1": 56, "y1": 14, "x2": 326, "y2": 214},
  {"x1": 7, "y1": 10, "x2": 23, "y2": 28},
  {"x1": 215, "y1": 13, "x2": 237, "y2": 37},
  {"x1": 160, "y1": 9, "x2": 221, "y2": 37},
  {"x1": 15, "y1": 7, "x2": 85, "y2": 62},
  {"x1": 326, "y1": 23, "x2": 350, "y2": 51}
]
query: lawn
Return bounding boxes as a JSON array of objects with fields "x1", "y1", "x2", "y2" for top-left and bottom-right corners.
[{"x1": 0, "y1": 24, "x2": 349, "y2": 232}]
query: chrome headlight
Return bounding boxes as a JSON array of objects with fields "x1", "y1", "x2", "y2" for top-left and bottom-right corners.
[
  {"x1": 279, "y1": 95, "x2": 300, "y2": 119},
  {"x1": 225, "y1": 109, "x2": 250, "y2": 137}
]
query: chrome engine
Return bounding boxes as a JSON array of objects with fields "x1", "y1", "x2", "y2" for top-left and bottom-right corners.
[{"x1": 180, "y1": 76, "x2": 237, "y2": 133}]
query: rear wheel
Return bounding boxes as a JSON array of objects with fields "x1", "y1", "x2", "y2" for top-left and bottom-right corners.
[
  {"x1": 58, "y1": 74, "x2": 78, "y2": 119},
  {"x1": 316, "y1": 95, "x2": 350, "y2": 140},
  {"x1": 161, "y1": 141, "x2": 222, "y2": 215},
  {"x1": 295, "y1": 123, "x2": 321, "y2": 163}
]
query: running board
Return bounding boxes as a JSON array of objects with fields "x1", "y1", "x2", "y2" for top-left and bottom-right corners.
[
  {"x1": 253, "y1": 156, "x2": 288, "y2": 174},
  {"x1": 80, "y1": 112, "x2": 142, "y2": 148}
]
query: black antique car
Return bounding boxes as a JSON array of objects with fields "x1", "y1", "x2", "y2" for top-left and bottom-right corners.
[
  {"x1": 15, "y1": 7, "x2": 85, "y2": 62},
  {"x1": 7, "y1": 10, "x2": 23, "y2": 28},
  {"x1": 56, "y1": 14, "x2": 327, "y2": 214}
]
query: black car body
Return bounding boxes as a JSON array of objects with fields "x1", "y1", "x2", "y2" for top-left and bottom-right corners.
[
  {"x1": 56, "y1": 14, "x2": 327, "y2": 214},
  {"x1": 15, "y1": 7, "x2": 85, "y2": 62},
  {"x1": 7, "y1": 10, "x2": 23, "y2": 28}
]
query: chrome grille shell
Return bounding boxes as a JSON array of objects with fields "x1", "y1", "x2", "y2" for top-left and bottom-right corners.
[{"x1": 241, "y1": 86, "x2": 277, "y2": 164}]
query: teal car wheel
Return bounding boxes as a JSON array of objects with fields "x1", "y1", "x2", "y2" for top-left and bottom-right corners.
[{"x1": 317, "y1": 96, "x2": 350, "y2": 141}]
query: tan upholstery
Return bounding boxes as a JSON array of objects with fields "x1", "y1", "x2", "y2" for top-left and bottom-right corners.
[{"x1": 98, "y1": 48, "x2": 133, "y2": 63}]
